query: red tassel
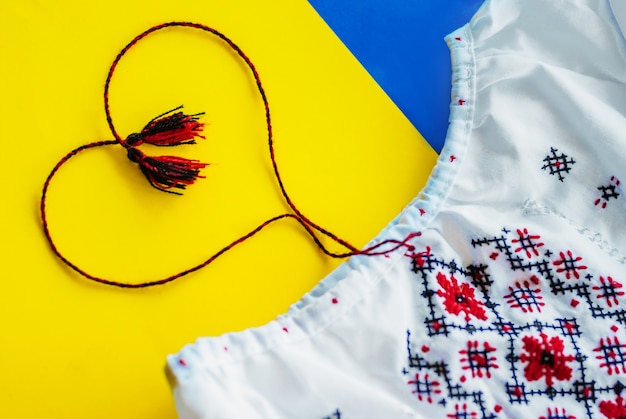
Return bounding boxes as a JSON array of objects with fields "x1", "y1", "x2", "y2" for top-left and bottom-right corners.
[
  {"x1": 127, "y1": 147, "x2": 208, "y2": 194},
  {"x1": 126, "y1": 106, "x2": 205, "y2": 147}
]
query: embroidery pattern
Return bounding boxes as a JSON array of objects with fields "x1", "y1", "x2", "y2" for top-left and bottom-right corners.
[
  {"x1": 539, "y1": 407, "x2": 577, "y2": 419},
  {"x1": 519, "y1": 333, "x2": 575, "y2": 386},
  {"x1": 594, "y1": 335, "x2": 626, "y2": 376},
  {"x1": 447, "y1": 403, "x2": 479, "y2": 419},
  {"x1": 407, "y1": 371, "x2": 442, "y2": 403},
  {"x1": 512, "y1": 228, "x2": 544, "y2": 258},
  {"x1": 459, "y1": 340, "x2": 499, "y2": 378},
  {"x1": 542, "y1": 147, "x2": 576, "y2": 182},
  {"x1": 598, "y1": 395, "x2": 626, "y2": 419},
  {"x1": 504, "y1": 277, "x2": 545, "y2": 313},
  {"x1": 403, "y1": 227, "x2": 626, "y2": 419},
  {"x1": 553, "y1": 250, "x2": 588, "y2": 280},
  {"x1": 595, "y1": 177, "x2": 621, "y2": 209},
  {"x1": 593, "y1": 277, "x2": 625, "y2": 308},
  {"x1": 405, "y1": 330, "x2": 500, "y2": 419},
  {"x1": 436, "y1": 272, "x2": 488, "y2": 322}
]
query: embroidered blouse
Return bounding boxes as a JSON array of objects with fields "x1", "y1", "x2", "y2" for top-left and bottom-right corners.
[{"x1": 167, "y1": 1, "x2": 626, "y2": 417}]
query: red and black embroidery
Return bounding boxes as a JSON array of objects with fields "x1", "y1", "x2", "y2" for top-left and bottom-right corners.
[
  {"x1": 519, "y1": 333, "x2": 575, "y2": 386},
  {"x1": 404, "y1": 330, "x2": 501, "y2": 418},
  {"x1": 595, "y1": 177, "x2": 621, "y2": 209},
  {"x1": 553, "y1": 250, "x2": 588, "y2": 280},
  {"x1": 403, "y1": 226, "x2": 626, "y2": 419},
  {"x1": 512, "y1": 228, "x2": 544, "y2": 258},
  {"x1": 504, "y1": 276, "x2": 545, "y2": 313},
  {"x1": 447, "y1": 403, "x2": 479, "y2": 419},
  {"x1": 436, "y1": 272, "x2": 488, "y2": 322},
  {"x1": 542, "y1": 147, "x2": 576, "y2": 182},
  {"x1": 459, "y1": 340, "x2": 499, "y2": 379},
  {"x1": 598, "y1": 395, "x2": 626, "y2": 419},
  {"x1": 471, "y1": 228, "x2": 553, "y2": 273},
  {"x1": 594, "y1": 333, "x2": 626, "y2": 376},
  {"x1": 470, "y1": 228, "x2": 623, "y2": 321},
  {"x1": 407, "y1": 370, "x2": 442, "y2": 403},
  {"x1": 593, "y1": 277, "x2": 625, "y2": 308},
  {"x1": 539, "y1": 407, "x2": 577, "y2": 419}
]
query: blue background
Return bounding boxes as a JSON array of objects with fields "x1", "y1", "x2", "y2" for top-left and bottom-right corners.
[{"x1": 308, "y1": 0, "x2": 485, "y2": 152}]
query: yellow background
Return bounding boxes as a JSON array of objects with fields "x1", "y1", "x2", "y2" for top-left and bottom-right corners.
[{"x1": 0, "y1": 0, "x2": 437, "y2": 417}]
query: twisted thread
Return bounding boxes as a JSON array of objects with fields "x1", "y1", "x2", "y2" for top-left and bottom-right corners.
[{"x1": 40, "y1": 22, "x2": 419, "y2": 288}]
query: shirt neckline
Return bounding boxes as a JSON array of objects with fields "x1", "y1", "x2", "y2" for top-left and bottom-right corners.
[{"x1": 167, "y1": 23, "x2": 476, "y2": 372}]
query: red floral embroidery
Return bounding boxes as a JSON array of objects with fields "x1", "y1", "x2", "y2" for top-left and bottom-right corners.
[
  {"x1": 459, "y1": 340, "x2": 499, "y2": 378},
  {"x1": 504, "y1": 276, "x2": 545, "y2": 313},
  {"x1": 599, "y1": 395, "x2": 626, "y2": 419},
  {"x1": 593, "y1": 276, "x2": 624, "y2": 307},
  {"x1": 512, "y1": 228, "x2": 544, "y2": 258},
  {"x1": 595, "y1": 176, "x2": 621, "y2": 209},
  {"x1": 593, "y1": 334, "x2": 626, "y2": 375},
  {"x1": 519, "y1": 333, "x2": 575, "y2": 386},
  {"x1": 436, "y1": 272, "x2": 487, "y2": 322},
  {"x1": 407, "y1": 372, "x2": 441, "y2": 403},
  {"x1": 553, "y1": 250, "x2": 588, "y2": 280},
  {"x1": 540, "y1": 407, "x2": 576, "y2": 419}
]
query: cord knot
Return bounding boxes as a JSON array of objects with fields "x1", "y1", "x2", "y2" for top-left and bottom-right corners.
[{"x1": 122, "y1": 107, "x2": 208, "y2": 194}]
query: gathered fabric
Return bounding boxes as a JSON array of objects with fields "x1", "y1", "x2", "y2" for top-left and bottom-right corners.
[{"x1": 168, "y1": 1, "x2": 626, "y2": 417}]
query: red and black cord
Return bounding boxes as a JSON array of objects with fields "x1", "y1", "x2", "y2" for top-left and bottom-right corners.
[{"x1": 40, "y1": 22, "x2": 419, "y2": 288}]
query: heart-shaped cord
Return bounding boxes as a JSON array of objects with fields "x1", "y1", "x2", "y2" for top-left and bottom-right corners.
[{"x1": 40, "y1": 22, "x2": 421, "y2": 288}]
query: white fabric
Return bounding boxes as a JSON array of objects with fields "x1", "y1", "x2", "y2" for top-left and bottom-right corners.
[{"x1": 167, "y1": 1, "x2": 626, "y2": 417}]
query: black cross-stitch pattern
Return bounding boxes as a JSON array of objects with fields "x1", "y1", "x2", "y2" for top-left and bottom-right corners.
[
  {"x1": 593, "y1": 276, "x2": 625, "y2": 308},
  {"x1": 542, "y1": 147, "x2": 576, "y2": 182},
  {"x1": 553, "y1": 250, "x2": 588, "y2": 280},
  {"x1": 597, "y1": 185, "x2": 619, "y2": 202},
  {"x1": 512, "y1": 228, "x2": 544, "y2": 258},
  {"x1": 460, "y1": 340, "x2": 499, "y2": 379},
  {"x1": 406, "y1": 369, "x2": 442, "y2": 403},
  {"x1": 403, "y1": 227, "x2": 626, "y2": 419},
  {"x1": 595, "y1": 177, "x2": 621, "y2": 208},
  {"x1": 470, "y1": 229, "x2": 624, "y2": 324},
  {"x1": 594, "y1": 335, "x2": 626, "y2": 376},
  {"x1": 504, "y1": 277, "x2": 545, "y2": 313},
  {"x1": 404, "y1": 330, "x2": 499, "y2": 419}
]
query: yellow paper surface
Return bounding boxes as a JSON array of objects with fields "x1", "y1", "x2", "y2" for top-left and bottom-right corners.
[{"x1": 0, "y1": 0, "x2": 437, "y2": 417}]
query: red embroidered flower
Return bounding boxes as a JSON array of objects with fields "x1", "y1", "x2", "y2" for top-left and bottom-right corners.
[
  {"x1": 594, "y1": 334, "x2": 626, "y2": 375},
  {"x1": 436, "y1": 272, "x2": 487, "y2": 322},
  {"x1": 593, "y1": 276, "x2": 624, "y2": 308},
  {"x1": 599, "y1": 395, "x2": 626, "y2": 419},
  {"x1": 459, "y1": 340, "x2": 499, "y2": 378},
  {"x1": 407, "y1": 372, "x2": 441, "y2": 403},
  {"x1": 539, "y1": 407, "x2": 576, "y2": 419},
  {"x1": 552, "y1": 250, "x2": 588, "y2": 280},
  {"x1": 519, "y1": 333, "x2": 575, "y2": 386},
  {"x1": 512, "y1": 228, "x2": 544, "y2": 258},
  {"x1": 504, "y1": 276, "x2": 545, "y2": 313}
]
